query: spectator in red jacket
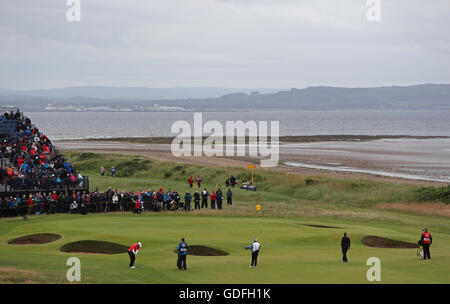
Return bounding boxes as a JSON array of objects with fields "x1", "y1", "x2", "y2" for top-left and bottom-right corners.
[
  {"x1": 210, "y1": 191, "x2": 216, "y2": 209},
  {"x1": 51, "y1": 191, "x2": 58, "y2": 202},
  {"x1": 27, "y1": 195, "x2": 34, "y2": 216},
  {"x1": 188, "y1": 176, "x2": 193, "y2": 188},
  {"x1": 133, "y1": 199, "x2": 141, "y2": 215}
]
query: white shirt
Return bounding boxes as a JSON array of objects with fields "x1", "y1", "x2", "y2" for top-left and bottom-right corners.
[{"x1": 251, "y1": 242, "x2": 261, "y2": 252}]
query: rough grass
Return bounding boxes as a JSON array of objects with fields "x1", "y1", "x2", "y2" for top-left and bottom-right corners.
[
  {"x1": 374, "y1": 202, "x2": 450, "y2": 218},
  {"x1": 63, "y1": 151, "x2": 430, "y2": 211},
  {"x1": 0, "y1": 268, "x2": 45, "y2": 284}
]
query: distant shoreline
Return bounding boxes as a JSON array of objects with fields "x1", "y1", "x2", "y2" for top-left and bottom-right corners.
[{"x1": 76, "y1": 135, "x2": 450, "y2": 144}]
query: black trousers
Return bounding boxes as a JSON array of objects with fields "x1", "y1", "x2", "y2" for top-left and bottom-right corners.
[
  {"x1": 423, "y1": 244, "x2": 431, "y2": 259},
  {"x1": 177, "y1": 254, "x2": 187, "y2": 270},
  {"x1": 201, "y1": 198, "x2": 208, "y2": 208},
  {"x1": 251, "y1": 251, "x2": 259, "y2": 266},
  {"x1": 128, "y1": 251, "x2": 135, "y2": 267},
  {"x1": 227, "y1": 197, "x2": 232, "y2": 205},
  {"x1": 211, "y1": 200, "x2": 215, "y2": 209},
  {"x1": 194, "y1": 200, "x2": 200, "y2": 210},
  {"x1": 342, "y1": 247, "x2": 349, "y2": 262}
]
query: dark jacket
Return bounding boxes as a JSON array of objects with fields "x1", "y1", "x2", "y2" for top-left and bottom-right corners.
[
  {"x1": 341, "y1": 236, "x2": 351, "y2": 248},
  {"x1": 193, "y1": 192, "x2": 200, "y2": 202},
  {"x1": 184, "y1": 193, "x2": 192, "y2": 202},
  {"x1": 227, "y1": 190, "x2": 232, "y2": 198},
  {"x1": 177, "y1": 241, "x2": 187, "y2": 255}
]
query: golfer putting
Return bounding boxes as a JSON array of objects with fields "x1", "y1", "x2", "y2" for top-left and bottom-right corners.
[{"x1": 128, "y1": 242, "x2": 142, "y2": 268}]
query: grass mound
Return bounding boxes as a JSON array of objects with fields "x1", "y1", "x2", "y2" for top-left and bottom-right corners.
[
  {"x1": 174, "y1": 245, "x2": 229, "y2": 256},
  {"x1": 362, "y1": 236, "x2": 417, "y2": 248},
  {"x1": 60, "y1": 240, "x2": 128, "y2": 254},
  {"x1": 8, "y1": 233, "x2": 61, "y2": 245}
]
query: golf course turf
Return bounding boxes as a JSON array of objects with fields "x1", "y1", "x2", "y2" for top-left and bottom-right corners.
[
  {"x1": 1, "y1": 212, "x2": 449, "y2": 284},
  {"x1": 0, "y1": 151, "x2": 449, "y2": 284}
]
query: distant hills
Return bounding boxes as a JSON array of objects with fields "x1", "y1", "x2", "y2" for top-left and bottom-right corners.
[
  {"x1": 0, "y1": 86, "x2": 280, "y2": 100},
  {"x1": 0, "y1": 83, "x2": 449, "y2": 111}
]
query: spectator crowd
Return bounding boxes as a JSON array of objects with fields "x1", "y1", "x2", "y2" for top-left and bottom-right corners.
[
  {"x1": 0, "y1": 186, "x2": 233, "y2": 218},
  {"x1": 0, "y1": 109, "x2": 84, "y2": 191},
  {"x1": 0, "y1": 109, "x2": 237, "y2": 218}
]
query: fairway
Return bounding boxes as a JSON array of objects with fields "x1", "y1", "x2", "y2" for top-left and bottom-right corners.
[{"x1": 1, "y1": 212, "x2": 449, "y2": 284}]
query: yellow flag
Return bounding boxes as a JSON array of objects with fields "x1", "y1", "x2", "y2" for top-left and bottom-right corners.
[{"x1": 256, "y1": 204, "x2": 261, "y2": 211}]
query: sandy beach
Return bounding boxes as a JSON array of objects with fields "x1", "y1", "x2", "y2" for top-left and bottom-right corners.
[{"x1": 55, "y1": 137, "x2": 450, "y2": 186}]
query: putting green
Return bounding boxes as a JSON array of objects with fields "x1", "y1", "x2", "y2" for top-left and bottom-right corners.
[{"x1": 0, "y1": 213, "x2": 449, "y2": 284}]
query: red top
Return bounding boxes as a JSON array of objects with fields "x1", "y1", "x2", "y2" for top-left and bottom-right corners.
[
  {"x1": 422, "y1": 232, "x2": 431, "y2": 244},
  {"x1": 129, "y1": 243, "x2": 139, "y2": 252},
  {"x1": 210, "y1": 193, "x2": 216, "y2": 200}
]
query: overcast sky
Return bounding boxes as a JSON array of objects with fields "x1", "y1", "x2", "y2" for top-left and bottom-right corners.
[{"x1": 1, "y1": 0, "x2": 449, "y2": 90}]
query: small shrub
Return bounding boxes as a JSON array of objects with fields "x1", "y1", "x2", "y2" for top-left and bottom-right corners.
[
  {"x1": 305, "y1": 178, "x2": 319, "y2": 186},
  {"x1": 416, "y1": 186, "x2": 450, "y2": 204},
  {"x1": 78, "y1": 152, "x2": 100, "y2": 161}
]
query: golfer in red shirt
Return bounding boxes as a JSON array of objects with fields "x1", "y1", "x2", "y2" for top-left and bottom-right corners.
[{"x1": 128, "y1": 242, "x2": 142, "y2": 268}]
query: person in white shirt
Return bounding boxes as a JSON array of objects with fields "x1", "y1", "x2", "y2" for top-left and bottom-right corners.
[
  {"x1": 245, "y1": 238, "x2": 261, "y2": 268},
  {"x1": 69, "y1": 201, "x2": 78, "y2": 214}
]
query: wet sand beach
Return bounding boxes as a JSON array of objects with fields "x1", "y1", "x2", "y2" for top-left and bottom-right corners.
[{"x1": 55, "y1": 137, "x2": 450, "y2": 186}]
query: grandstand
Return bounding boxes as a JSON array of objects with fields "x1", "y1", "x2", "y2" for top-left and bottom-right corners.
[{"x1": 0, "y1": 107, "x2": 89, "y2": 195}]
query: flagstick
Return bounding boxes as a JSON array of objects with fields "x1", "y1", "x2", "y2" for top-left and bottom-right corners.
[{"x1": 259, "y1": 209, "x2": 262, "y2": 233}]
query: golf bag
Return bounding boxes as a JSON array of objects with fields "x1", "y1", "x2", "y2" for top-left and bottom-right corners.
[{"x1": 417, "y1": 240, "x2": 424, "y2": 259}]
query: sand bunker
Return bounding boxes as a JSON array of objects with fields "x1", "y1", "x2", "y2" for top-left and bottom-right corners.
[
  {"x1": 174, "y1": 245, "x2": 229, "y2": 256},
  {"x1": 362, "y1": 236, "x2": 417, "y2": 248},
  {"x1": 8, "y1": 233, "x2": 62, "y2": 245},
  {"x1": 60, "y1": 240, "x2": 129, "y2": 254},
  {"x1": 299, "y1": 224, "x2": 340, "y2": 229}
]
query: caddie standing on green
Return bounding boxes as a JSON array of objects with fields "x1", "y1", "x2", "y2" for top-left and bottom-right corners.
[{"x1": 177, "y1": 237, "x2": 188, "y2": 270}]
